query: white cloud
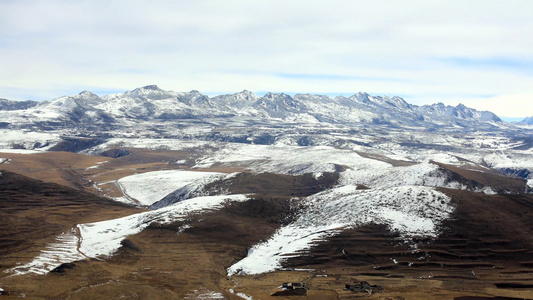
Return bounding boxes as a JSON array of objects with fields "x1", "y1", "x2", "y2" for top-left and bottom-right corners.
[
  {"x1": 466, "y1": 94, "x2": 533, "y2": 118},
  {"x1": 1, "y1": 0, "x2": 533, "y2": 117}
]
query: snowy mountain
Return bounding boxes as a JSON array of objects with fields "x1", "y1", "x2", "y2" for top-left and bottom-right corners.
[
  {"x1": 518, "y1": 116, "x2": 533, "y2": 125},
  {"x1": 0, "y1": 86, "x2": 504, "y2": 133},
  {"x1": 0, "y1": 99, "x2": 39, "y2": 111},
  {"x1": 417, "y1": 102, "x2": 501, "y2": 123}
]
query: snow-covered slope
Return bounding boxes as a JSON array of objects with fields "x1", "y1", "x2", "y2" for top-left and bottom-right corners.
[
  {"x1": 192, "y1": 143, "x2": 509, "y2": 193},
  {"x1": 10, "y1": 194, "x2": 249, "y2": 275},
  {"x1": 228, "y1": 185, "x2": 453, "y2": 275},
  {"x1": 116, "y1": 170, "x2": 228, "y2": 206},
  {"x1": 0, "y1": 130, "x2": 59, "y2": 150}
]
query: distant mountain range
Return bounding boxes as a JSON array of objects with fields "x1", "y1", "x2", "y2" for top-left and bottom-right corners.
[
  {"x1": 518, "y1": 116, "x2": 533, "y2": 125},
  {"x1": 0, "y1": 98, "x2": 39, "y2": 110},
  {"x1": 0, "y1": 85, "x2": 508, "y2": 132}
]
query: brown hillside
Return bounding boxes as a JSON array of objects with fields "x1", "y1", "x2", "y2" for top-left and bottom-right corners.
[{"x1": 0, "y1": 170, "x2": 141, "y2": 263}]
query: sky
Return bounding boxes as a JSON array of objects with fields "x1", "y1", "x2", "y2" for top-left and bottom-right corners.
[{"x1": 1, "y1": 0, "x2": 533, "y2": 120}]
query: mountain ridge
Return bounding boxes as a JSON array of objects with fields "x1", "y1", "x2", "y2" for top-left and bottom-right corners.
[{"x1": 0, "y1": 85, "x2": 503, "y2": 129}]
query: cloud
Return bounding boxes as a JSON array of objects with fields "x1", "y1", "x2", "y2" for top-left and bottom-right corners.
[
  {"x1": 436, "y1": 57, "x2": 533, "y2": 74},
  {"x1": 466, "y1": 94, "x2": 533, "y2": 118},
  {"x1": 0, "y1": 0, "x2": 533, "y2": 117}
]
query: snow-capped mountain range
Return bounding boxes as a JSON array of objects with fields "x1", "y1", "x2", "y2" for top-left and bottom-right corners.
[{"x1": 0, "y1": 85, "x2": 506, "y2": 131}]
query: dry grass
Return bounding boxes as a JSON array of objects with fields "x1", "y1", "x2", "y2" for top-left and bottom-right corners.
[
  {"x1": 1, "y1": 149, "x2": 533, "y2": 299},
  {"x1": 434, "y1": 162, "x2": 527, "y2": 194},
  {"x1": 0, "y1": 151, "x2": 108, "y2": 189}
]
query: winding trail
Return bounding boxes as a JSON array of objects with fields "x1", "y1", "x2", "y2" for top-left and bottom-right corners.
[{"x1": 114, "y1": 180, "x2": 140, "y2": 205}]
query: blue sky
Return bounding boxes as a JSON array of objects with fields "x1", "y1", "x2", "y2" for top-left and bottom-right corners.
[{"x1": 1, "y1": 0, "x2": 533, "y2": 119}]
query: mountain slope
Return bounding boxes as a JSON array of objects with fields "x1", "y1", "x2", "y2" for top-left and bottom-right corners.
[{"x1": 0, "y1": 170, "x2": 140, "y2": 258}]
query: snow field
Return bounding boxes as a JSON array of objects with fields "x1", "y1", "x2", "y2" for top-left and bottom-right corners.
[
  {"x1": 0, "y1": 129, "x2": 59, "y2": 151},
  {"x1": 479, "y1": 151, "x2": 533, "y2": 170},
  {"x1": 83, "y1": 138, "x2": 215, "y2": 154},
  {"x1": 194, "y1": 143, "x2": 390, "y2": 175},
  {"x1": 116, "y1": 170, "x2": 227, "y2": 206},
  {"x1": 83, "y1": 132, "x2": 533, "y2": 188},
  {"x1": 339, "y1": 162, "x2": 467, "y2": 190},
  {"x1": 193, "y1": 143, "x2": 495, "y2": 194}
]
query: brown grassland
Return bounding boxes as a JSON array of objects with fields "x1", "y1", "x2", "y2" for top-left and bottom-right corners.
[{"x1": 0, "y1": 149, "x2": 532, "y2": 299}]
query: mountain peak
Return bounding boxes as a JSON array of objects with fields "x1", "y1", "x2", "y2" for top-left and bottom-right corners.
[
  {"x1": 350, "y1": 92, "x2": 372, "y2": 103},
  {"x1": 518, "y1": 116, "x2": 533, "y2": 125},
  {"x1": 141, "y1": 85, "x2": 161, "y2": 91},
  {"x1": 130, "y1": 85, "x2": 164, "y2": 94},
  {"x1": 234, "y1": 90, "x2": 257, "y2": 101},
  {"x1": 79, "y1": 91, "x2": 98, "y2": 97},
  {"x1": 263, "y1": 92, "x2": 291, "y2": 99},
  {"x1": 239, "y1": 89, "x2": 254, "y2": 95}
]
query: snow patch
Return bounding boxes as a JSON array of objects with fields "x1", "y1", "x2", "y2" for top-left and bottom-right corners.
[
  {"x1": 111, "y1": 196, "x2": 138, "y2": 206},
  {"x1": 184, "y1": 288, "x2": 225, "y2": 300},
  {"x1": 83, "y1": 138, "x2": 215, "y2": 154},
  {"x1": 0, "y1": 129, "x2": 59, "y2": 150},
  {"x1": 79, "y1": 194, "x2": 248, "y2": 258},
  {"x1": 339, "y1": 161, "x2": 467, "y2": 190},
  {"x1": 85, "y1": 160, "x2": 108, "y2": 170},
  {"x1": 228, "y1": 186, "x2": 453, "y2": 275},
  {"x1": 0, "y1": 149, "x2": 42, "y2": 154},
  {"x1": 479, "y1": 186, "x2": 498, "y2": 195},
  {"x1": 10, "y1": 229, "x2": 85, "y2": 276},
  {"x1": 482, "y1": 151, "x2": 533, "y2": 170},
  {"x1": 236, "y1": 293, "x2": 253, "y2": 300},
  {"x1": 229, "y1": 288, "x2": 254, "y2": 300},
  {"x1": 11, "y1": 194, "x2": 249, "y2": 275}
]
